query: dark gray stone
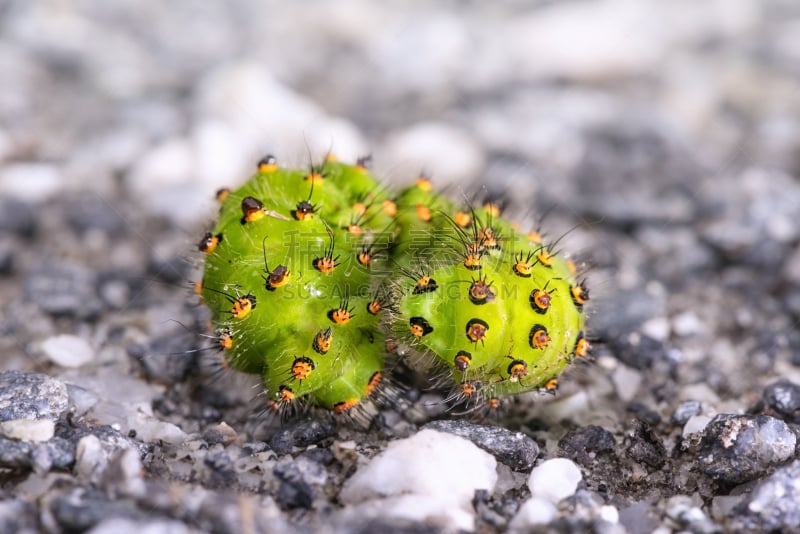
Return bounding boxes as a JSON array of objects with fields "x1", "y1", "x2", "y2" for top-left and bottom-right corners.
[
  {"x1": 64, "y1": 193, "x2": 127, "y2": 236},
  {"x1": 764, "y1": 380, "x2": 800, "y2": 423},
  {"x1": 559, "y1": 425, "x2": 616, "y2": 464},
  {"x1": 730, "y1": 459, "x2": 800, "y2": 531},
  {"x1": 0, "y1": 435, "x2": 74, "y2": 472},
  {"x1": 0, "y1": 500, "x2": 38, "y2": 534},
  {"x1": 0, "y1": 198, "x2": 37, "y2": 238},
  {"x1": 23, "y1": 264, "x2": 103, "y2": 319},
  {"x1": 55, "y1": 420, "x2": 146, "y2": 457},
  {"x1": 672, "y1": 400, "x2": 703, "y2": 426},
  {"x1": 0, "y1": 437, "x2": 34, "y2": 469},
  {"x1": 424, "y1": 420, "x2": 539, "y2": 471},
  {"x1": 607, "y1": 333, "x2": 679, "y2": 371},
  {"x1": 625, "y1": 420, "x2": 666, "y2": 469},
  {"x1": 698, "y1": 414, "x2": 796, "y2": 484},
  {"x1": 275, "y1": 471, "x2": 314, "y2": 510},
  {"x1": 344, "y1": 518, "x2": 445, "y2": 534},
  {"x1": 0, "y1": 237, "x2": 14, "y2": 276},
  {"x1": 203, "y1": 450, "x2": 237, "y2": 489},
  {"x1": 273, "y1": 457, "x2": 326, "y2": 511},
  {"x1": 49, "y1": 490, "x2": 143, "y2": 532},
  {"x1": 589, "y1": 289, "x2": 667, "y2": 343},
  {"x1": 269, "y1": 419, "x2": 333, "y2": 456},
  {"x1": 0, "y1": 370, "x2": 69, "y2": 421},
  {"x1": 568, "y1": 124, "x2": 701, "y2": 226},
  {"x1": 126, "y1": 331, "x2": 197, "y2": 384}
]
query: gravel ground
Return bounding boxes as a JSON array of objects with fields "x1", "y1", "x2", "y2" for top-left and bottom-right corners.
[{"x1": 2, "y1": 1, "x2": 800, "y2": 533}]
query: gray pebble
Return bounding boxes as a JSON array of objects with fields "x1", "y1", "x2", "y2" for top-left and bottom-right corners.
[
  {"x1": 608, "y1": 333, "x2": 679, "y2": 372},
  {"x1": 0, "y1": 500, "x2": 38, "y2": 534},
  {"x1": 0, "y1": 437, "x2": 34, "y2": 469},
  {"x1": 269, "y1": 419, "x2": 333, "y2": 456},
  {"x1": 45, "y1": 437, "x2": 77, "y2": 470},
  {"x1": 672, "y1": 400, "x2": 703, "y2": 426},
  {"x1": 664, "y1": 495, "x2": 722, "y2": 534},
  {"x1": 423, "y1": 420, "x2": 539, "y2": 471},
  {"x1": 0, "y1": 370, "x2": 69, "y2": 421},
  {"x1": 698, "y1": 414, "x2": 797, "y2": 484},
  {"x1": 24, "y1": 264, "x2": 104, "y2": 319},
  {"x1": 127, "y1": 331, "x2": 197, "y2": 383},
  {"x1": 0, "y1": 237, "x2": 14, "y2": 276},
  {"x1": 589, "y1": 289, "x2": 667, "y2": 343},
  {"x1": 625, "y1": 420, "x2": 666, "y2": 469},
  {"x1": 0, "y1": 435, "x2": 75, "y2": 472},
  {"x1": 569, "y1": 125, "x2": 700, "y2": 226},
  {"x1": 274, "y1": 456, "x2": 326, "y2": 510},
  {"x1": 341, "y1": 517, "x2": 444, "y2": 534},
  {"x1": 203, "y1": 450, "x2": 238, "y2": 489},
  {"x1": 618, "y1": 501, "x2": 659, "y2": 534},
  {"x1": 559, "y1": 425, "x2": 616, "y2": 464},
  {"x1": 56, "y1": 420, "x2": 145, "y2": 458},
  {"x1": 763, "y1": 380, "x2": 800, "y2": 423},
  {"x1": 731, "y1": 459, "x2": 800, "y2": 531},
  {"x1": 49, "y1": 490, "x2": 143, "y2": 532},
  {"x1": 63, "y1": 194, "x2": 127, "y2": 236},
  {"x1": 0, "y1": 198, "x2": 37, "y2": 238}
]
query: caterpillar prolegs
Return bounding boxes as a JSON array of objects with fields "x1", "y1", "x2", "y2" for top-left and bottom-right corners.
[{"x1": 197, "y1": 156, "x2": 588, "y2": 416}]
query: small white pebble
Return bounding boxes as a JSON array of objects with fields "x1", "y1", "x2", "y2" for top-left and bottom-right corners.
[
  {"x1": 117, "y1": 448, "x2": 146, "y2": 497},
  {"x1": 339, "y1": 429, "x2": 496, "y2": 528},
  {"x1": 599, "y1": 505, "x2": 620, "y2": 524},
  {"x1": 127, "y1": 412, "x2": 187, "y2": 444},
  {"x1": 0, "y1": 163, "x2": 63, "y2": 201},
  {"x1": 612, "y1": 364, "x2": 642, "y2": 403},
  {"x1": 0, "y1": 419, "x2": 55, "y2": 442},
  {"x1": 41, "y1": 334, "x2": 95, "y2": 368},
  {"x1": 75, "y1": 434, "x2": 106, "y2": 479},
  {"x1": 641, "y1": 317, "x2": 670, "y2": 341},
  {"x1": 683, "y1": 415, "x2": 713, "y2": 437},
  {"x1": 509, "y1": 497, "x2": 557, "y2": 531},
  {"x1": 528, "y1": 458, "x2": 582, "y2": 504},
  {"x1": 672, "y1": 312, "x2": 704, "y2": 337}
]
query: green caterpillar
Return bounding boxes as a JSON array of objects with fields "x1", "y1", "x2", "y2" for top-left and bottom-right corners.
[
  {"x1": 198, "y1": 155, "x2": 394, "y2": 413},
  {"x1": 392, "y1": 179, "x2": 588, "y2": 409},
  {"x1": 197, "y1": 156, "x2": 588, "y2": 415}
]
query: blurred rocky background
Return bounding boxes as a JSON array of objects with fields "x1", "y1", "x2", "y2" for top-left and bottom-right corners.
[{"x1": 2, "y1": 1, "x2": 800, "y2": 532}]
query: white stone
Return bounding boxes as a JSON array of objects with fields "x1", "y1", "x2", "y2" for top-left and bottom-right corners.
[
  {"x1": 127, "y1": 411, "x2": 187, "y2": 445},
  {"x1": 680, "y1": 383, "x2": 721, "y2": 405},
  {"x1": 339, "y1": 429, "x2": 497, "y2": 531},
  {"x1": 509, "y1": 497, "x2": 558, "y2": 531},
  {"x1": 528, "y1": 458, "x2": 583, "y2": 504},
  {"x1": 341, "y1": 495, "x2": 477, "y2": 532},
  {"x1": 41, "y1": 334, "x2": 95, "y2": 368},
  {"x1": 611, "y1": 364, "x2": 642, "y2": 403},
  {"x1": 87, "y1": 518, "x2": 193, "y2": 534},
  {"x1": 75, "y1": 434, "x2": 106, "y2": 479},
  {"x1": 0, "y1": 419, "x2": 55, "y2": 442},
  {"x1": 117, "y1": 448, "x2": 146, "y2": 497},
  {"x1": 599, "y1": 505, "x2": 620, "y2": 524},
  {"x1": 641, "y1": 317, "x2": 670, "y2": 341},
  {"x1": 683, "y1": 415, "x2": 713, "y2": 438},
  {"x1": 0, "y1": 163, "x2": 63, "y2": 202},
  {"x1": 672, "y1": 312, "x2": 704, "y2": 337}
]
